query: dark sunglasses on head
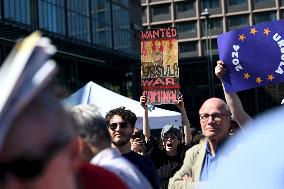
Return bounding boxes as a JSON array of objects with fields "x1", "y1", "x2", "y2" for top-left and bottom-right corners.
[
  {"x1": 108, "y1": 121, "x2": 128, "y2": 131},
  {"x1": 0, "y1": 136, "x2": 71, "y2": 181}
]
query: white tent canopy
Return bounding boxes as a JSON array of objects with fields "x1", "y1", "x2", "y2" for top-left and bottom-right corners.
[{"x1": 64, "y1": 81, "x2": 182, "y2": 129}]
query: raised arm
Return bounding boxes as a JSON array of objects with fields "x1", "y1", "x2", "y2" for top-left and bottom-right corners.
[
  {"x1": 140, "y1": 95, "x2": 151, "y2": 141},
  {"x1": 176, "y1": 95, "x2": 192, "y2": 145},
  {"x1": 215, "y1": 60, "x2": 252, "y2": 126}
]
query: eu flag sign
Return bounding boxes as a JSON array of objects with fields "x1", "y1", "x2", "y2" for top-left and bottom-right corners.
[{"x1": 217, "y1": 19, "x2": 284, "y2": 93}]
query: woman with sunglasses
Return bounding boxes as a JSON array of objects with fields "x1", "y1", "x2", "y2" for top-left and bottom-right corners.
[{"x1": 140, "y1": 95, "x2": 192, "y2": 189}]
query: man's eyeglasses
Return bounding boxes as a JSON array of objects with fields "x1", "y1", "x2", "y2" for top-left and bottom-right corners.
[
  {"x1": 108, "y1": 121, "x2": 128, "y2": 131},
  {"x1": 199, "y1": 113, "x2": 229, "y2": 122},
  {"x1": 0, "y1": 136, "x2": 71, "y2": 181}
]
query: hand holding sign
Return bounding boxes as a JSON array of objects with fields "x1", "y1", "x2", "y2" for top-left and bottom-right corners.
[{"x1": 215, "y1": 61, "x2": 227, "y2": 80}]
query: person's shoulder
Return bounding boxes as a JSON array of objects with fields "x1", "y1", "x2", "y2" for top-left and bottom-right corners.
[
  {"x1": 185, "y1": 139, "x2": 206, "y2": 155},
  {"x1": 78, "y1": 162, "x2": 128, "y2": 189}
]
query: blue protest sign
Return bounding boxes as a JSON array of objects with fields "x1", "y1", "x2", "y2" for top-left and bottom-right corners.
[{"x1": 218, "y1": 19, "x2": 284, "y2": 92}]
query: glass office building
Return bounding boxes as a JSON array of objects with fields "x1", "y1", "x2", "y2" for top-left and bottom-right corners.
[
  {"x1": 0, "y1": 0, "x2": 141, "y2": 98},
  {"x1": 142, "y1": 0, "x2": 284, "y2": 127}
]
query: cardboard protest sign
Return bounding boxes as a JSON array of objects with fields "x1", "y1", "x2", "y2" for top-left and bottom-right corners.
[
  {"x1": 218, "y1": 19, "x2": 284, "y2": 92},
  {"x1": 141, "y1": 27, "x2": 180, "y2": 105}
]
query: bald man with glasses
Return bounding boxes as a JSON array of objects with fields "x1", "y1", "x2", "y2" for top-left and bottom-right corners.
[
  {"x1": 169, "y1": 60, "x2": 252, "y2": 189},
  {"x1": 168, "y1": 98, "x2": 233, "y2": 189}
]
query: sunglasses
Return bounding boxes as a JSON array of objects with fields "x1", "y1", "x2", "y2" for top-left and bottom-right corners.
[
  {"x1": 108, "y1": 121, "x2": 128, "y2": 131},
  {"x1": 0, "y1": 136, "x2": 71, "y2": 181}
]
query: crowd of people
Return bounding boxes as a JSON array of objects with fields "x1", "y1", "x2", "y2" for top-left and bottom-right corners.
[{"x1": 0, "y1": 40, "x2": 282, "y2": 189}]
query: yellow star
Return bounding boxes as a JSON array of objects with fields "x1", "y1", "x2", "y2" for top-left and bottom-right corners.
[
  {"x1": 244, "y1": 72, "x2": 250, "y2": 79},
  {"x1": 256, "y1": 77, "x2": 263, "y2": 84},
  {"x1": 267, "y1": 74, "x2": 275, "y2": 81},
  {"x1": 263, "y1": 28, "x2": 271, "y2": 36},
  {"x1": 250, "y1": 28, "x2": 258, "y2": 35},
  {"x1": 239, "y1": 34, "x2": 246, "y2": 41}
]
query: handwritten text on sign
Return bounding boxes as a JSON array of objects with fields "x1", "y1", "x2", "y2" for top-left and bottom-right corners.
[{"x1": 141, "y1": 27, "x2": 179, "y2": 105}]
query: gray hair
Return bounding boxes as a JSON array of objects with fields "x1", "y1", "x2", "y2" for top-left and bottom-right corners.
[{"x1": 70, "y1": 104, "x2": 110, "y2": 147}]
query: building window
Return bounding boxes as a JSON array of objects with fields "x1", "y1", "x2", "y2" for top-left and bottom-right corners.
[
  {"x1": 176, "y1": 22, "x2": 196, "y2": 33},
  {"x1": 91, "y1": 0, "x2": 112, "y2": 48},
  {"x1": 254, "y1": 11, "x2": 276, "y2": 24},
  {"x1": 112, "y1": 3, "x2": 131, "y2": 54},
  {"x1": 38, "y1": 0, "x2": 65, "y2": 35},
  {"x1": 151, "y1": 23, "x2": 172, "y2": 29},
  {"x1": 142, "y1": 7, "x2": 147, "y2": 23},
  {"x1": 228, "y1": 0, "x2": 247, "y2": 6},
  {"x1": 67, "y1": 0, "x2": 91, "y2": 42},
  {"x1": 142, "y1": 26, "x2": 148, "y2": 30},
  {"x1": 201, "y1": 0, "x2": 220, "y2": 9},
  {"x1": 4, "y1": 0, "x2": 31, "y2": 25},
  {"x1": 97, "y1": 1, "x2": 105, "y2": 10},
  {"x1": 201, "y1": 18, "x2": 222, "y2": 37},
  {"x1": 254, "y1": 0, "x2": 271, "y2": 2},
  {"x1": 152, "y1": 4, "x2": 169, "y2": 16},
  {"x1": 228, "y1": 15, "x2": 248, "y2": 29},
  {"x1": 202, "y1": 38, "x2": 218, "y2": 55},
  {"x1": 179, "y1": 42, "x2": 197, "y2": 53},
  {"x1": 209, "y1": 19, "x2": 221, "y2": 30},
  {"x1": 281, "y1": 10, "x2": 284, "y2": 19},
  {"x1": 211, "y1": 38, "x2": 218, "y2": 50},
  {"x1": 112, "y1": 0, "x2": 129, "y2": 8},
  {"x1": 176, "y1": 1, "x2": 194, "y2": 12}
]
